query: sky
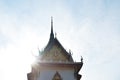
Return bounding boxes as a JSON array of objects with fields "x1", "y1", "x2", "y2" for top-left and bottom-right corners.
[{"x1": 0, "y1": 0, "x2": 120, "y2": 80}]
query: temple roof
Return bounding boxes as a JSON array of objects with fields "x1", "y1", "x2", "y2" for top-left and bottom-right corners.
[
  {"x1": 39, "y1": 17, "x2": 74, "y2": 62},
  {"x1": 27, "y1": 17, "x2": 83, "y2": 80}
]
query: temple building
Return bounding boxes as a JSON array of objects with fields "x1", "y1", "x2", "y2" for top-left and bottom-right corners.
[{"x1": 27, "y1": 17, "x2": 83, "y2": 80}]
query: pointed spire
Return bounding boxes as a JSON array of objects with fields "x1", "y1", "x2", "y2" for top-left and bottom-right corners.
[
  {"x1": 50, "y1": 16, "x2": 54, "y2": 41},
  {"x1": 51, "y1": 16, "x2": 53, "y2": 33}
]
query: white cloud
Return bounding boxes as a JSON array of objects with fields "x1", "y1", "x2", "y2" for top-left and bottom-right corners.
[{"x1": 0, "y1": 0, "x2": 120, "y2": 80}]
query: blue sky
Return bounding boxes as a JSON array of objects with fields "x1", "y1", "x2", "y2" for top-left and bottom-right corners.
[{"x1": 0, "y1": 0, "x2": 120, "y2": 80}]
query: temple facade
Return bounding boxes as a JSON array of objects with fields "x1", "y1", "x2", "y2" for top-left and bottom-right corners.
[{"x1": 27, "y1": 17, "x2": 83, "y2": 80}]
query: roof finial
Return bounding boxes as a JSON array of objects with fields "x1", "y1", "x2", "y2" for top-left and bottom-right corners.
[
  {"x1": 51, "y1": 16, "x2": 53, "y2": 33},
  {"x1": 50, "y1": 16, "x2": 54, "y2": 40},
  {"x1": 81, "y1": 56, "x2": 83, "y2": 62},
  {"x1": 55, "y1": 32, "x2": 57, "y2": 38}
]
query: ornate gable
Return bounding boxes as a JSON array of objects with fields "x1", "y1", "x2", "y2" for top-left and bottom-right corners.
[
  {"x1": 41, "y1": 41, "x2": 69, "y2": 62},
  {"x1": 40, "y1": 37, "x2": 73, "y2": 62}
]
